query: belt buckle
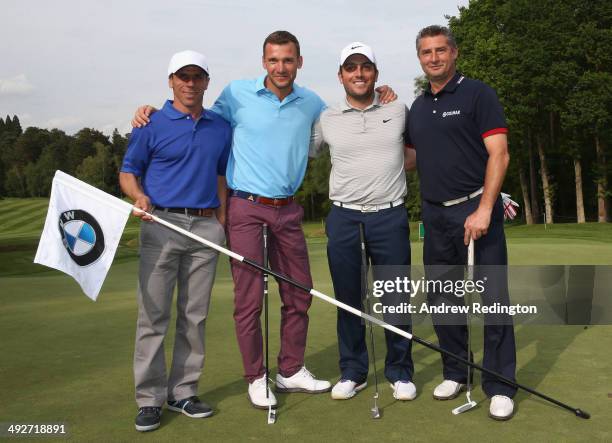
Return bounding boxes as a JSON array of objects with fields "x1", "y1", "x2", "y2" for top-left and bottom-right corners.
[{"x1": 360, "y1": 204, "x2": 377, "y2": 213}]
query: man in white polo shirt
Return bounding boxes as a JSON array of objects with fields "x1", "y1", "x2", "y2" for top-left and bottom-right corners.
[{"x1": 310, "y1": 42, "x2": 417, "y2": 401}]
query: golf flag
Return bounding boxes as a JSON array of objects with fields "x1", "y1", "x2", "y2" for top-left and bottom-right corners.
[{"x1": 34, "y1": 170, "x2": 133, "y2": 301}]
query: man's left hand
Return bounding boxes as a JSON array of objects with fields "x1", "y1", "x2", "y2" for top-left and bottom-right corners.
[
  {"x1": 463, "y1": 207, "x2": 492, "y2": 245},
  {"x1": 375, "y1": 85, "x2": 397, "y2": 104}
]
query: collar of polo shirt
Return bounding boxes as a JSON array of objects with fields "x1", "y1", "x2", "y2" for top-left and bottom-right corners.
[
  {"x1": 161, "y1": 100, "x2": 213, "y2": 120},
  {"x1": 254, "y1": 74, "x2": 305, "y2": 100},
  {"x1": 426, "y1": 72, "x2": 464, "y2": 96},
  {"x1": 340, "y1": 91, "x2": 381, "y2": 112}
]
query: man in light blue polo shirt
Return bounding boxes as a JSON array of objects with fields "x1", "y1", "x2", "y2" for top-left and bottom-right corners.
[{"x1": 210, "y1": 31, "x2": 331, "y2": 409}]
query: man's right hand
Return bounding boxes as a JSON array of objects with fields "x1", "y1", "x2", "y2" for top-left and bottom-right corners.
[
  {"x1": 131, "y1": 105, "x2": 157, "y2": 128},
  {"x1": 133, "y1": 195, "x2": 153, "y2": 221}
]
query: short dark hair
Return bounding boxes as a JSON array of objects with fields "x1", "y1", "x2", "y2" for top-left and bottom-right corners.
[
  {"x1": 263, "y1": 30, "x2": 301, "y2": 57},
  {"x1": 415, "y1": 25, "x2": 457, "y2": 51}
]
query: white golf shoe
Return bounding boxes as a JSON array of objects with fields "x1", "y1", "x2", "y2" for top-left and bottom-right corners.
[
  {"x1": 248, "y1": 374, "x2": 277, "y2": 409},
  {"x1": 331, "y1": 379, "x2": 367, "y2": 400},
  {"x1": 489, "y1": 395, "x2": 514, "y2": 420},
  {"x1": 390, "y1": 380, "x2": 417, "y2": 401},
  {"x1": 433, "y1": 380, "x2": 465, "y2": 400},
  {"x1": 275, "y1": 366, "x2": 332, "y2": 393}
]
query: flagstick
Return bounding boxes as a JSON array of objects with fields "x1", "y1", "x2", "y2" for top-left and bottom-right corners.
[{"x1": 134, "y1": 208, "x2": 590, "y2": 420}]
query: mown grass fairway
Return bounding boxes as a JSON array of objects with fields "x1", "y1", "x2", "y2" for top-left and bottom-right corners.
[{"x1": 1, "y1": 198, "x2": 611, "y2": 441}]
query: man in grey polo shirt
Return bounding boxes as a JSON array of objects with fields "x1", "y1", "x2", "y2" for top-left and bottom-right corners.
[{"x1": 310, "y1": 42, "x2": 417, "y2": 401}]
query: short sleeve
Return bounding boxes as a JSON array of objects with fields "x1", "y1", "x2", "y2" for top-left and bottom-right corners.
[
  {"x1": 210, "y1": 84, "x2": 233, "y2": 124},
  {"x1": 403, "y1": 105, "x2": 413, "y2": 148},
  {"x1": 120, "y1": 127, "x2": 151, "y2": 176},
  {"x1": 316, "y1": 95, "x2": 327, "y2": 118},
  {"x1": 474, "y1": 84, "x2": 508, "y2": 139},
  {"x1": 309, "y1": 117, "x2": 324, "y2": 158}
]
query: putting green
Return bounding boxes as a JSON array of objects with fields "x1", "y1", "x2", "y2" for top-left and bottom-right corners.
[{"x1": 1, "y1": 199, "x2": 611, "y2": 441}]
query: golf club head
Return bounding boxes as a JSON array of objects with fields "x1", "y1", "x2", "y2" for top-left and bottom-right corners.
[
  {"x1": 452, "y1": 400, "x2": 478, "y2": 415},
  {"x1": 267, "y1": 406, "x2": 277, "y2": 424},
  {"x1": 370, "y1": 391, "x2": 382, "y2": 419},
  {"x1": 371, "y1": 405, "x2": 381, "y2": 419}
]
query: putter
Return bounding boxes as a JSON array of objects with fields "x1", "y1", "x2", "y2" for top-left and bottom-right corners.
[
  {"x1": 360, "y1": 223, "x2": 381, "y2": 419},
  {"x1": 452, "y1": 238, "x2": 478, "y2": 415},
  {"x1": 263, "y1": 224, "x2": 276, "y2": 424},
  {"x1": 139, "y1": 208, "x2": 591, "y2": 419}
]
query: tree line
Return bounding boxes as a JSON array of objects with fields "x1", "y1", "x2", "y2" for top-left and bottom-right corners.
[
  {"x1": 0, "y1": 115, "x2": 127, "y2": 198},
  {"x1": 1, "y1": 0, "x2": 609, "y2": 224}
]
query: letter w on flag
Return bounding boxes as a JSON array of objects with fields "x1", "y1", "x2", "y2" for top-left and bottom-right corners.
[{"x1": 34, "y1": 170, "x2": 133, "y2": 301}]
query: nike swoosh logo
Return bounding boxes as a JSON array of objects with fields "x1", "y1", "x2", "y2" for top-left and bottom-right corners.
[
  {"x1": 351, "y1": 45, "x2": 362, "y2": 50},
  {"x1": 383, "y1": 119, "x2": 392, "y2": 123}
]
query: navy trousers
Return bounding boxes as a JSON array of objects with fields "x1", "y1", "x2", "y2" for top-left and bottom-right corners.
[
  {"x1": 422, "y1": 196, "x2": 517, "y2": 398},
  {"x1": 326, "y1": 204, "x2": 413, "y2": 383}
]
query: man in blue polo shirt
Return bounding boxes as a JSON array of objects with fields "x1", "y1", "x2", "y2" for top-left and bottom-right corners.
[
  {"x1": 120, "y1": 50, "x2": 230, "y2": 431},
  {"x1": 407, "y1": 26, "x2": 516, "y2": 420}
]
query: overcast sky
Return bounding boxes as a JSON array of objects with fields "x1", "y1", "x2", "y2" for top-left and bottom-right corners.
[{"x1": 0, "y1": 0, "x2": 468, "y2": 135}]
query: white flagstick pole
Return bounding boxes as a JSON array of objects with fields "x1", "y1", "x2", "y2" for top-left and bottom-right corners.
[{"x1": 131, "y1": 207, "x2": 589, "y2": 420}]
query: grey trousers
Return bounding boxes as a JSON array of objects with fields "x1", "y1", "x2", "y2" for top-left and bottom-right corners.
[{"x1": 134, "y1": 210, "x2": 225, "y2": 407}]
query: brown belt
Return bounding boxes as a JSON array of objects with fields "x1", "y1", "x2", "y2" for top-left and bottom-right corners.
[{"x1": 157, "y1": 207, "x2": 215, "y2": 217}]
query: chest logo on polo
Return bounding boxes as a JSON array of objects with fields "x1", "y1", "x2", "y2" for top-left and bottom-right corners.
[
  {"x1": 58, "y1": 209, "x2": 105, "y2": 266},
  {"x1": 442, "y1": 110, "x2": 461, "y2": 118}
]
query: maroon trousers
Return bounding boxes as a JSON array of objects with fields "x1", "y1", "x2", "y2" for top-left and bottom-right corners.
[{"x1": 226, "y1": 196, "x2": 313, "y2": 382}]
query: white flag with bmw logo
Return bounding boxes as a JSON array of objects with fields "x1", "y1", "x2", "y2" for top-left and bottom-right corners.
[{"x1": 34, "y1": 170, "x2": 133, "y2": 301}]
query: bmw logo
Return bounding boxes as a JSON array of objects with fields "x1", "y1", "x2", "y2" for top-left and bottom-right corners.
[{"x1": 58, "y1": 209, "x2": 105, "y2": 266}]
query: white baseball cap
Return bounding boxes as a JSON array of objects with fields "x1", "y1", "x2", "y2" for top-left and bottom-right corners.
[
  {"x1": 339, "y1": 42, "x2": 377, "y2": 66},
  {"x1": 167, "y1": 50, "x2": 209, "y2": 77}
]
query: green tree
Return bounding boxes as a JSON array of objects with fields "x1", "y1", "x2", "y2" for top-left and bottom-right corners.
[
  {"x1": 4, "y1": 165, "x2": 27, "y2": 197},
  {"x1": 5, "y1": 127, "x2": 52, "y2": 167},
  {"x1": 405, "y1": 171, "x2": 421, "y2": 221},
  {"x1": 24, "y1": 132, "x2": 70, "y2": 197},
  {"x1": 66, "y1": 128, "x2": 110, "y2": 173},
  {"x1": 296, "y1": 148, "x2": 331, "y2": 220},
  {"x1": 562, "y1": 72, "x2": 612, "y2": 222},
  {"x1": 11, "y1": 115, "x2": 22, "y2": 135},
  {"x1": 75, "y1": 142, "x2": 116, "y2": 193}
]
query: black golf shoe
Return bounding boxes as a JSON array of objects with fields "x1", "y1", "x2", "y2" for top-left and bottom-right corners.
[
  {"x1": 135, "y1": 406, "x2": 161, "y2": 432},
  {"x1": 167, "y1": 396, "x2": 213, "y2": 418}
]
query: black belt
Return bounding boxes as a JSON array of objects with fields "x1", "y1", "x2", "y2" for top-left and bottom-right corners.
[
  {"x1": 231, "y1": 190, "x2": 293, "y2": 207},
  {"x1": 156, "y1": 207, "x2": 215, "y2": 217}
]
